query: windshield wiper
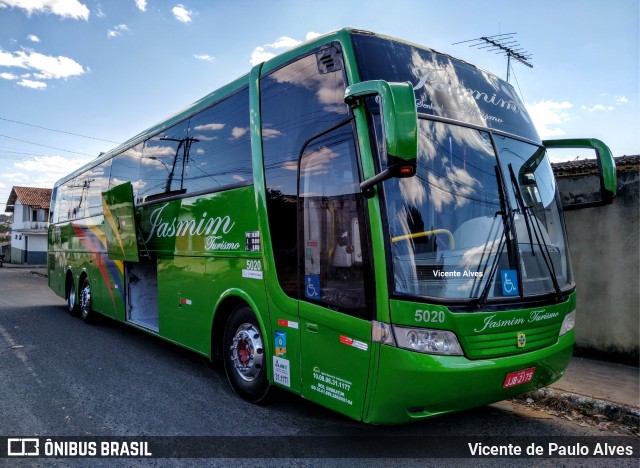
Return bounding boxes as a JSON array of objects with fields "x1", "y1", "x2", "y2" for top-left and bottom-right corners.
[
  {"x1": 507, "y1": 163, "x2": 563, "y2": 301},
  {"x1": 477, "y1": 165, "x2": 515, "y2": 309}
]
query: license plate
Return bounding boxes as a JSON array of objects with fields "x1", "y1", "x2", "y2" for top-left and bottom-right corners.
[{"x1": 502, "y1": 367, "x2": 535, "y2": 389}]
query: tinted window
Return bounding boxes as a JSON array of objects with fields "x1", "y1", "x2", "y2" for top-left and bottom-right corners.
[
  {"x1": 139, "y1": 120, "x2": 190, "y2": 202},
  {"x1": 82, "y1": 160, "x2": 112, "y2": 217},
  {"x1": 109, "y1": 143, "x2": 142, "y2": 198},
  {"x1": 299, "y1": 125, "x2": 372, "y2": 316},
  {"x1": 57, "y1": 182, "x2": 76, "y2": 223},
  {"x1": 261, "y1": 47, "x2": 349, "y2": 296},
  {"x1": 187, "y1": 89, "x2": 252, "y2": 192},
  {"x1": 352, "y1": 34, "x2": 539, "y2": 142}
]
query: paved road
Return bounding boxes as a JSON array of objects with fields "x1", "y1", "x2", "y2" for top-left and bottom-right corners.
[{"x1": 0, "y1": 267, "x2": 636, "y2": 466}]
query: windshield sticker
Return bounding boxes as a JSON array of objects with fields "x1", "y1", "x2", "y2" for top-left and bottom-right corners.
[
  {"x1": 412, "y1": 66, "x2": 525, "y2": 124},
  {"x1": 273, "y1": 356, "x2": 290, "y2": 388},
  {"x1": 351, "y1": 34, "x2": 539, "y2": 141},
  {"x1": 501, "y1": 270, "x2": 519, "y2": 296}
]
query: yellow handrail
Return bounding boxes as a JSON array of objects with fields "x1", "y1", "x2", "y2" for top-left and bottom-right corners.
[{"x1": 391, "y1": 229, "x2": 455, "y2": 249}]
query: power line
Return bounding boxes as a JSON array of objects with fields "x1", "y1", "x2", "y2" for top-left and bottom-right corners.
[
  {"x1": 0, "y1": 134, "x2": 97, "y2": 157},
  {"x1": 0, "y1": 117, "x2": 121, "y2": 144}
]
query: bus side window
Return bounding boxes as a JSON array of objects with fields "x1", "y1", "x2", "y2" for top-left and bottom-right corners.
[
  {"x1": 57, "y1": 182, "x2": 74, "y2": 223},
  {"x1": 49, "y1": 186, "x2": 58, "y2": 223},
  {"x1": 109, "y1": 143, "x2": 142, "y2": 200},
  {"x1": 261, "y1": 46, "x2": 349, "y2": 298},
  {"x1": 139, "y1": 120, "x2": 190, "y2": 202},
  {"x1": 186, "y1": 88, "x2": 252, "y2": 193},
  {"x1": 86, "y1": 160, "x2": 112, "y2": 217}
]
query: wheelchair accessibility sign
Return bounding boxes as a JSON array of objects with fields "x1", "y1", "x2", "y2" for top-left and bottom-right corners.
[
  {"x1": 305, "y1": 275, "x2": 321, "y2": 300},
  {"x1": 501, "y1": 270, "x2": 519, "y2": 296}
]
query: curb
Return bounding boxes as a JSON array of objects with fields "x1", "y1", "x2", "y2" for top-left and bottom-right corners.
[{"x1": 522, "y1": 388, "x2": 640, "y2": 428}]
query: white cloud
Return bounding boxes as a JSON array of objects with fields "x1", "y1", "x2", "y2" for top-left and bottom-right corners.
[
  {"x1": 250, "y1": 32, "x2": 323, "y2": 66},
  {"x1": 194, "y1": 54, "x2": 214, "y2": 62},
  {"x1": 0, "y1": 49, "x2": 26, "y2": 67},
  {"x1": 268, "y1": 36, "x2": 300, "y2": 49},
  {"x1": 135, "y1": 0, "x2": 146, "y2": 12},
  {"x1": 0, "y1": 48, "x2": 87, "y2": 80},
  {"x1": 172, "y1": 4, "x2": 192, "y2": 23},
  {"x1": 231, "y1": 127, "x2": 248, "y2": 138},
  {"x1": 15, "y1": 155, "x2": 89, "y2": 174},
  {"x1": 250, "y1": 46, "x2": 275, "y2": 66},
  {"x1": 616, "y1": 96, "x2": 628, "y2": 105},
  {"x1": 581, "y1": 104, "x2": 614, "y2": 112},
  {"x1": 0, "y1": 72, "x2": 18, "y2": 80},
  {"x1": 27, "y1": 34, "x2": 40, "y2": 43},
  {"x1": 107, "y1": 24, "x2": 130, "y2": 38},
  {"x1": 0, "y1": 0, "x2": 90, "y2": 20},
  {"x1": 9, "y1": 155, "x2": 92, "y2": 188},
  {"x1": 17, "y1": 78, "x2": 47, "y2": 88},
  {"x1": 525, "y1": 100, "x2": 573, "y2": 138},
  {"x1": 194, "y1": 123, "x2": 224, "y2": 131}
]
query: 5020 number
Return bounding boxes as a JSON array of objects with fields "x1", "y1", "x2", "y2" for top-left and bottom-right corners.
[{"x1": 414, "y1": 309, "x2": 445, "y2": 323}]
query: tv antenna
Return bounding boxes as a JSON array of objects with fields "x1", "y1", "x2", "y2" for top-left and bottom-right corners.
[{"x1": 453, "y1": 33, "x2": 533, "y2": 83}]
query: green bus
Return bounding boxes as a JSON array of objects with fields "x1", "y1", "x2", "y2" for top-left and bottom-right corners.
[{"x1": 48, "y1": 28, "x2": 616, "y2": 424}]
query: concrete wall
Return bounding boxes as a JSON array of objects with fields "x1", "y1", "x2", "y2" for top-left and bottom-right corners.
[{"x1": 558, "y1": 170, "x2": 639, "y2": 362}]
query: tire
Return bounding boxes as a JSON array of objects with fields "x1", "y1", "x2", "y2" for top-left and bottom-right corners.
[
  {"x1": 78, "y1": 276, "x2": 95, "y2": 324},
  {"x1": 67, "y1": 277, "x2": 79, "y2": 316},
  {"x1": 223, "y1": 305, "x2": 270, "y2": 403}
]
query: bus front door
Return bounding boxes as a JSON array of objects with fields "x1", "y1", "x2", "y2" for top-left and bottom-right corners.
[{"x1": 297, "y1": 129, "x2": 373, "y2": 421}]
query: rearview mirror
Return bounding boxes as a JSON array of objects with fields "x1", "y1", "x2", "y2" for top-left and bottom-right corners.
[
  {"x1": 543, "y1": 138, "x2": 617, "y2": 210},
  {"x1": 344, "y1": 80, "x2": 418, "y2": 198}
]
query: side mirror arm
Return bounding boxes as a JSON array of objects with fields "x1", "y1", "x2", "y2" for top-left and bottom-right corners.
[{"x1": 344, "y1": 80, "x2": 418, "y2": 198}]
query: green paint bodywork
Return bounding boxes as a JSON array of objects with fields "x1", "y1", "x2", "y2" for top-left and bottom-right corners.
[
  {"x1": 543, "y1": 138, "x2": 617, "y2": 202},
  {"x1": 48, "y1": 28, "x2": 580, "y2": 425},
  {"x1": 344, "y1": 80, "x2": 419, "y2": 163}
]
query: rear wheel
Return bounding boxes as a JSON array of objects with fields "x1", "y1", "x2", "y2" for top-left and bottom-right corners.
[
  {"x1": 223, "y1": 305, "x2": 270, "y2": 403},
  {"x1": 67, "y1": 277, "x2": 79, "y2": 316},
  {"x1": 79, "y1": 277, "x2": 95, "y2": 324}
]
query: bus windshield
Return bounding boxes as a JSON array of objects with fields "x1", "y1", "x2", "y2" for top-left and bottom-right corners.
[{"x1": 382, "y1": 118, "x2": 573, "y2": 302}]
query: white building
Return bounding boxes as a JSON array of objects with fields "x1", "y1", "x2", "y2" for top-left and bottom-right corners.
[{"x1": 5, "y1": 186, "x2": 52, "y2": 265}]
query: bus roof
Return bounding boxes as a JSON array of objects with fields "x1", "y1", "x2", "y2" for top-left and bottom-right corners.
[{"x1": 54, "y1": 28, "x2": 506, "y2": 187}]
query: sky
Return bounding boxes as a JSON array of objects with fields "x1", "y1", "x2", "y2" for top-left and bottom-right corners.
[{"x1": 0, "y1": 0, "x2": 638, "y2": 212}]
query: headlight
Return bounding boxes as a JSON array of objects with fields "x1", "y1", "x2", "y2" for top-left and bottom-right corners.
[
  {"x1": 393, "y1": 326, "x2": 463, "y2": 355},
  {"x1": 559, "y1": 310, "x2": 576, "y2": 336}
]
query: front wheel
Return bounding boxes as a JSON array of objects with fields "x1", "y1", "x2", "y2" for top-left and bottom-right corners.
[
  {"x1": 222, "y1": 305, "x2": 270, "y2": 403},
  {"x1": 79, "y1": 277, "x2": 95, "y2": 324}
]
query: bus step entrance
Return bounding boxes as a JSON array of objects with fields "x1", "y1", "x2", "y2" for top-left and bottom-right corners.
[{"x1": 126, "y1": 258, "x2": 159, "y2": 332}]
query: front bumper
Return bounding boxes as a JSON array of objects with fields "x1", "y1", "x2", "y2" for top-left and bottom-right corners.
[{"x1": 364, "y1": 331, "x2": 574, "y2": 424}]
